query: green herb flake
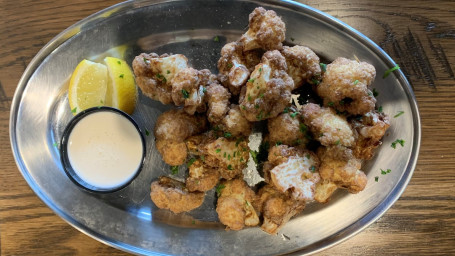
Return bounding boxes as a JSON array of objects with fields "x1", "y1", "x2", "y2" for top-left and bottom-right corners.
[
  {"x1": 202, "y1": 87, "x2": 207, "y2": 93},
  {"x1": 119, "y1": 74, "x2": 124, "y2": 78},
  {"x1": 259, "y1": 67, "x2": 262, "y2": 72},
  {"x1": 381, "y1": 168, "x2": 387, "y2": 175},
  {"x1": 290, "y1": 37, "x2": 295, "y2": 42},
  {"x1": 378, "y1": 106, "x2": 383, "y2": 113},
  {"x1": 143, "y1": 57, "x2": 148, "y2": 63},
  {"x1": 391, "y1": 139, "x2": 405, "y2": 149},
  {"x1": 192, "y1": 220, "x2": 196, "y2": 225},
  {"x1": 320, "y1": 63, "x2": 327, "y2": 72},
  {"x1": 224, "y1": 132, "x2": 232, "y2": 138},
  {"x1": 181, "y1": 89, "x2": 190, "y2": 99},
  {"x1": 241, "y1": 105, "x2": 246, "y2": 110},
  {"x1": 250, "y1": 150, "x2": 258, "y2": 164},
  {"x1": 145, "y1": 129, "x2": 150, "y2": 136},
  {"x1": 223, "y1": 152, "x2": 227, "y2": 158},
  {"x1": 248, "y1": 78, "x2": 255, "y2": 83},
  {"x1": 167, "y1": 70, "x2": 171, "y2": 74},
  {"x1": 156, "y1": 73, "x2": 167, "y2": 83},
  {"x1": 275, "y1": 141, "x2": 282, "y2": 146},
  {"x1": 227, "y1": 164, "x2": 233, "y2": 170},
  {"x1": 227, "y1": 63, "x2": 233, "y2": 69},
  {"x1": 328, "y1": 102, "x2": 334, "y2": 107},
  {"x1": 170, "y1": 166, "x2": 179, "y2": 175},
  {"x1": 201, "y1": 155, "x2": 205, "y2": 162},
  {"x1": 248, "y1": 94, "x2": 252, "y2": 102},
  {"x1": 117, "y1": 60, "x2": 121, "y2": 65},
  {"x1": 187, "y1": 158, "x2": 196, "y2": 167},
  {"x1": 373, "y1": 88, "x2": 379, "y2": 97},
  {"x1": 335, "y1": 140, "x2": 341, "y2": 145},
  {"x1": 383, "y1": 64, "x2": 400, "y2": 78},
  {"x1": 375, "y1": 176, "x2": 379, "y2": 182},
  {"x1": 353, "y1": 80, "x2": 359, "y2": 85},
  {"x1": 216, "y1": 148, "x2": 221, "y2": 153},
  {"x1": 339, "y1": 100, "x2": 345, "y2": 105},
  {"x1": 215, "y1": 184, "x2": 225, "y2": 197},
  {"x1": 283, "y1": 107, "x2": 290, "y2": 113},
  {"x1": 290, "y1": 112, "x2": 298, "y2": 118},
  {"x1": 387, "y1": 169, "x2": 391, "y2": 173},
  {"x1": 299, "y1": 124, "x2": 308, "y2": 133},
  {"x1": 255, "y1": 104, "x2": 259, "y2": 109},
  {"x1": 214, "y1": 36, "x2": 220, "y2": 42},
  {"x1": 100, "y1": 100, "x2": 104, "y2": 104},
  {"x1": 305, "y1": 154, "x2": 310, "y2": 159},
  {"x1": 311, "y1": 79, "x2": 320, "y2": 85},
  {"x1": 259, "y1": 93, "x2": 264, "y2": 98},
  {"x1": 310, "y1": 165, "x2": 316, "y2": 172},
  {"x1": 394, "y1": 111, "x2": 404, "y2": 118},
  {"x1": 71, "y1": 107, "x2": 77, "y2": 113},
  {"x1": 53, "y1": 142, "x2": 59, "y2": 148},
  {"x1": 228, "y1": 154, "x2": 231, "y2": 160}
]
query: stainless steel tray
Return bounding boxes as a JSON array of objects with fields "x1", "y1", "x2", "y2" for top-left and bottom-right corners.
[{"x1": 10, "y1": 0, "x2": 420, "y2": 255}]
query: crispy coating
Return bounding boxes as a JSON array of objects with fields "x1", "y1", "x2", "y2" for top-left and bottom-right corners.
[
  {"x1": 171, "y1": 68, "x2": 216, "y2": 115},
  {"x1": 239, "y1": 50, "x2": 293, "y2": 121},
  {"x1": 351, "y1": 111, "x2": 391, "y2": 160},
  {"x1": 150, "y1": 176, "x2": 204, "y2": 214},
  {"x1": 240, "y1": 7, "x2": 286, "y2": 51},
  {"x1": 186, "y1": 159, "x2": 219, "y2": 192},
  {"x1": 265, "y1": 145, "x2": 321, "y2": 201},
  {"x1": 316, "y1": 57, "x2": 377, "y2": 115},
  {"x1": 220, "y1": 104, "x2": 253, "y2": 137},
  {"x1": 216, "y1": 179, "x2": 259, "y2": 230},
  {"x1": 205, "y1": 83, "x2": 231, "y2": 124},
  {"x1": 256, "y1": 185, "x2": 305, "y2": 234},
  {"x1": 154, "y1": 109, "x2": 207, "y2": 166},
  {"x1": 267, "y1": 111, "x2": 309, "y2": 146},
  {"x1": 317, "y1": 146, "x2": 367, "y2": 193},
  {"x1": 185, "y1": 134, "x2": 249, "y2": 180},
  {"x1": 314, "y1": 180, "x2": 338, "y2": 203},
  {"x1": 281, "y1": 45, "x2": 321, "y2": 89},
  {"x1": 301, "y1": 103, "x2": 355, "y2": 147},
  {"x1": 133, "y1": 53, "x2": 189, "y2": 105},
  {"x1": 217, "y1": 42, "x2": 251, "y2": 95}
]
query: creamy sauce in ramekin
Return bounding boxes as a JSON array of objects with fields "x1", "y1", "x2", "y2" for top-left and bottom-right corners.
[{"x1": 67, "y1": 111, "x2": 143, "y2": 190}]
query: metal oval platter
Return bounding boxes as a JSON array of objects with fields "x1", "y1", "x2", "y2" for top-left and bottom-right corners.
[{"x1": 10, "y1": 0, "x2": 420, "y2": 255}]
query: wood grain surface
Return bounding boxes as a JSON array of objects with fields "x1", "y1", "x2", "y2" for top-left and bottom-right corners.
[{"x1": 1, "y1": 0, "x2": 454, "y2": 255}]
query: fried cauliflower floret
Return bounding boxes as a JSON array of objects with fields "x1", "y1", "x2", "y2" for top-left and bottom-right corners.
[
  {"x1": 154, "y1": 109, "x2": 207, "y2": 166},
  {"x1": 171, "y1": 68, "x2": 216, "y2": 115},
  {"x1": 186, "y1": 135, "x2": 249, "y2": 180},
  {"x1": 205, "y1": 83, "x2": 231, "y2": 124},
  {"x1": 301, "y1": 103, "x2": 355, "y2": 147},
  {"x1": 240, "y1": 7, "x2": 286, "y2": 51},
  {"x1": 314, "y1": 180, "x2": 338, "y2": 203},
  {"x1": 256, "y1": 185, "x2": 305, "y2": 234},
  {"x1": 265, "y1": 145, "x2": 321, "y2": 201},
  {"x1": 216, "y1": 179, "x2": 259, "y2": 230},
  {"x1": 316, "y1": 57, "x2": 377, "y2": 115},
  {"x1": 220, "y1": 105, "x2": 253, "y2": 137},
  {"x1": 281, "y1": 45, "x2": 321, "y2": 89},
  {"x1": 133, "y1": 53, "x2": 189, "y2": 105},
  {"x1": 217, "y1": 42, "x2": 251, "y2": 95},
  {"x1": 351, "y1": 111, "x2": 391, "y2": 160},
  {"x1": 185, "y1": 159, "x2": 219, "y2": 192},
  {"x1": 317, "y1": 146, "x2": 367, "y2": 193},
  {"x1": 239, "y1": 50, "x2": 293, "y2": 121},
  {"x1": 267, "y1": 111, "x2": 309, "y2": 146},
  {"x1": 150, "y1": 176, "x2": 204, "y2": 214}
]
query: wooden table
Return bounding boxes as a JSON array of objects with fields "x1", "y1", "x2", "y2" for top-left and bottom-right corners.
[{"x1": 1, "y1": 0, "x2": 454, "y2": 255}]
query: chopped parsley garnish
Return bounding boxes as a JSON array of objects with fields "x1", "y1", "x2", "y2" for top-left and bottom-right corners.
[
  {"x1": 394, "y1": 111, "x2": 404, "y2": 118},
  {"x1": 283, "y1": 107, "x2": 290, "y2": 113},
  {"x1": 224, "y1": 132, "x2": 232, "y2": 138},
  {"x1": 353, "y1": 80, "x2": 359, "y2": 85},
  {"x1": 227, "y1": 63, "x2": 233, "y2": 69},
  {"x1": 299, "y1": 124, "x2": 308, "y2": 133},
  {"x1": 311, "y1": 79, "x2": 320, "y2": 85},
  {"x1": 71, "y1": 107, "x2": 77, "y2": 113},
  {"x1": 143, "y1": 57, "x2": 148, "y2": 63},
  {"x1": 256, "y1": 111, "x2": 264, "y2": 120},
  {"x1": 248, "y1": 94, "x2": 252, "y2": 102},
  {"x1": 335, "y1": 140, "x2": 341, "y2": 145},
  {"x1": 259, "y1": 67, "x2": 262, "y2": 72},
  {"x1": 119, "y1": 74, "x2": 124, "y2": 78},
  {"x1": 328, "y1": 102, "x2": 334, "y2": 107},
  {"x1": 213, "y1": 36, "x2": 220, "y2": 42},
  {"x1": 192, "y1": 220, "x2": 196, "y2": 225},
  {"x1": 320, "y1": 63, "x2": 327, "y2": 72},
  {"x1": 117, "y1": 60, "x2": 121, "y2": 65},
  {"x1": 290, "y1": 37, "x2": 295, "y2": 41},
  {"x1": 391, "y1": 139, "x2": 405, "y2": 149},
  {"x1": 187, "y1": 158, "x2": 196, "y2": 167},
  {"x1": 170, "y1": 166, "x2": 179, "y2": 175},
  {"x1": 310, "y1": 166, "x2": 316, "y2": 172},
  {"x1": 378, "y1": 106, "x2": 383, "y2": 113},
  {"x1": 53, "y1": 142, "x2": 59, "y2": 147},
  {"x1": 167, "y1": 70, "x2": 170, "y2": 74},
  {"x1": 145, "y1": 129, "x2": 150, "y2": 136},
  {"x1": 275, "y1": 141, "x2": 282, "y2": 146},
  {"x1": 375, "y1": 176, "x2": 379, "y2": 182},
  {"x1": 200, "y1": 155, "x2": 205, "y2": 162},
  {"x1": 372, "y1": 88, "x2": 379, "y2": 97},
  {"x1": 290, "y1": 112, "x2": 298, "y2": 118},
  {"x1": 228, "y1": 154, "x2": 231, "y2": 160},
  {"x1": 235, "y1": 137, "x2": 244, "y2": 147},
  {"x1": 223, "y1": 152, "x2": 227, "y2": 158},
  {"x1": 227, "y1": 165, "x2": 233, "y2": 170},
  {"x1": 100, "y1": 100, "x2": 104, "y2": 104},
  {"x1": 156, "y1": 73, "x2": 167, "y2": 83},
  {"x1": 215, "y1": 184, "x2": 225, "y2": 197},
  {"x1": 248, "y1": 78, "x2": 255, "y2": 83},
  {"x1": 259, "y1": 93, "x2": 264, "y2": 98},
  {"x1": 255, "y1": 104, "x2": 259, "y2": 109},
  {"x1": 339, "y1": 100, "x2": 345, "y2": 105},
  {"x1": 305, "y1": 154, "x2": 310, "y2": 159},
  {"x1": 383, "y1": 64, "x2": 400, "y2": 78},
  {"x1": 202, "y1": 87, "x2": 207, "y2": 93},
  {"x1": 250, "y1": 150, "x2": 258, "y2": 164},
  {"x1": 181, "y1": 89, "x2": 189, "y2": 98},
  {"x1": 241, "y1": 105, "x2": 246, "y2": 110},
  {"x1": 216, "y1": 148, "x2": 221, "y2": 153}
]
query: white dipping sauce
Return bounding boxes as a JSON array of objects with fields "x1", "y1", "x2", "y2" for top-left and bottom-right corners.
[{"x1": 67, "y1": 111, "x2": 143, "y2": 190}]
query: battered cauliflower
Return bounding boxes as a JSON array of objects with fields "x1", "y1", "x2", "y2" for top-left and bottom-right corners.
[
  {"x1": 171, "y1": 68, "x2": 217, "y2": 115},
  {"x1": 351, "y1": 111, "x2": 391, "y2": 160},
  {"x1": 185, "y1": 159, "x2": 219, "y2": 192},
  {"x1": 240, "y1": 7, "x2": 286, "y2": 51},
  {"x1": 316, "y1": 57, "x2": 377, "y2": 115},
  {"x1": 256, "y1": 185, "x2": 305, "y2": 234},
  {"x1": 300, "y1": 103, "x2": 355, "y2": 147},
  {"x1": 217, "y1": 42, "x2": 251, "y2": 95},
  {"x1": 281, "y1": 45, "x2": 321, "y2": 89},
  {"x1": 150, "y1": 176, "x2": 204, "y2": 214},
  {"x1": 154, "y1": 109, "x2": 207, "y2": 166},
  {"x1": 219, "y1": 104, "x2": 253, "y2": 137},
  {"x1": 216, "y1": 179, "x2": 259, "y2": 230},
  {"x1": 317, "y1": 146, "x2": 367, "y2": 194},
  {"x1": 267, "y1": 110, "x2": 309, "y2": 146},
  {"x1": 314, "y1": 180, "x2": 338, "y2": 203},
  {"x1": 205, "y1": 83, "x2": 231, "y2": 124},
  {"x1": 133, "y1": 53, "x2": 189, "y2": 105},
  {"x1": 266, "y1": 145, "x2": 321, "y2": 201},
  {"x1": 239, "y1": 50, "x2": 293, "y2": 121}
]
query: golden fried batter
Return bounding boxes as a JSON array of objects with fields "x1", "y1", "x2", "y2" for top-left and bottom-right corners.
[
  {"x1": 220, "y1": 104, "x2": 253, "y2": 137},
  {"x1": 281, "y1": 45, "x2": 321, "y2": 89},
  {"x1": 267, "y1": 111, "x2": 309, "y2": 146},
  {"x1": 217, "y1": 42, "x2": 251, "y2": 95},
  {"x1": 301, "y1": 103, "x2": 355, "y2": 147},
  {"x1": 150, "y1": 176, "x2": 204, "y2": 214},
  {"x1": 240, "y1": 7, "x2": 286, "y2": 51},
  {"x1": 171, "y1": 68, "x2": 216, "y2": 115},
  {"x1": 205, "y1": 83, "x2": 231, "y2": 124},
  {"x1": 351, "y1": 111, "x2": 391, "y2": 160},
  {"x1": 239, "y1": 50, "x2": 293, "y2": 121},
  {"x1": 314, "y1": 180, "x2": 338, "y2": 203},
  {"x1": 317, "y1": 146, "x2": 367, "y2": 193},
  {"x1": 185, "y1": 159, "x2": 219, "y2": 192},
  {"x1": 316, "y1": 57, "x2": 376, "y2": 115},
  {"x1": 216, "y1": 179, "x2": 259, "y2": 230},
  {"x1": 154, "y1": 109, "x2": 207, "y2": 166},
  {"x1": 133, "y1": 53, "x2": 189, "y2": 105}
]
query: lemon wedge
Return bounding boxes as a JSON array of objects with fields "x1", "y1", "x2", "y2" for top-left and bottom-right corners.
[
  {"x1": 68, "y1": 59, "x2": 108, "y2": 115},
  {"x1": 104, "y1": 57, "x2": 137, "y2": 115}
]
